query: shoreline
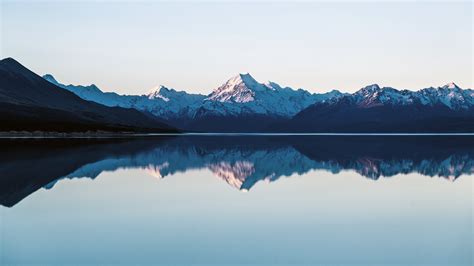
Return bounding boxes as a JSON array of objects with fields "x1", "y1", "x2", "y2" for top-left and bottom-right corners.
[{"x1": 1, "y1": 131, "x2": 474, "y2": 139}]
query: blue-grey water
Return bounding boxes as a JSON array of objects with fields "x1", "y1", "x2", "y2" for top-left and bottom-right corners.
[{"x1": 0, "y1": 136, "x2": 472, "y2": 265}]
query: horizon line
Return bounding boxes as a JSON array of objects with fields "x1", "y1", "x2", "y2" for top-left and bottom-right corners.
[{"x1": 1, "y1": 57, "x2": 469, "y2": 95}]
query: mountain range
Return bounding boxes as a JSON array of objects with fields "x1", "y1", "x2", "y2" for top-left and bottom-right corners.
[
  {"x1": 287, "y1": 83, "x2": 474, "y2": 132},
  {"x1": 1, "y1": 57, "x2": 472, "y2": 133},
  {"x1": 44, "y1": 72, "x2": 347, "y2": 131},
  {"x1": 44, "y1": 67, "x2": 474, "y2": 133}
]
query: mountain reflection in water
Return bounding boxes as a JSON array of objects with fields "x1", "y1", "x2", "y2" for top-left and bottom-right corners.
[{"x1": 1, "y1": 135, "x2": 473, "y2": 207}]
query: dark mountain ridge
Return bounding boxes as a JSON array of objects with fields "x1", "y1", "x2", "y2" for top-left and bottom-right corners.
[{"x1": 0, "y1": 58, "x2": 176, "y2": 133}]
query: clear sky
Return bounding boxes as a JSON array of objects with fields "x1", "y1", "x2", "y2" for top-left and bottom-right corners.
[{"x1": 1, "y1": 1, "x2": 472, "y2": 95}]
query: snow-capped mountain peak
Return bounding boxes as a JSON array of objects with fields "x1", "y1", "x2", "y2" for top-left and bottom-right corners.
[
  {"x1": 148, "y1": 84, "x2": 168, "y2": 93},
  {"x1": 206, "y1": 73, "x2": 265, "y2": 103},
  {"x1": 352, "y1": 84, "x2": 383, "y2": 105},
  {"x1": 147, "y1": 85, "x2": 171, "y2": 101},
  {"x1": 223, "y1": 73, "x2": 259, "y2": 90},
  {"x1": 200, "y1": 73, "x2": 340, "y2": 117},
  {"x1": 442, "y1": 82, "x2": 460, "y2": 90},
  {"x1": 356, "y1": 84, "x2": 381, "y2": 95}
]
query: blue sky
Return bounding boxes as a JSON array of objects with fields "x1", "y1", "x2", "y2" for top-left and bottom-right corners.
[{"x1": 1, "y1": 1, "x2": 472, "y2": 94}]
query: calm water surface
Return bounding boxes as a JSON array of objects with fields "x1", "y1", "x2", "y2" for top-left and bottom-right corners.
[{"x1": 0, "y1": 136, "x2": 472, "y2": 265}]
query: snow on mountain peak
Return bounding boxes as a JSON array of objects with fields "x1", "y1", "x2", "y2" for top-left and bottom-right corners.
[
  {"x1": 353, "y1": 84, "x2": 382, "y2": 103},
  {"x1": 201, "y1": 73, "x2": 335, "y2": 117},
  {"x1": 146, "y1": 85, "x2": 205, "y2": 104},
  {"x1": 264, "y1": 81, "x2": 284, "y2": 91},
  {"x1": 443, "y1": 82, "x2": 460, "y2": 89},
  {"x1": 147, "y1": 85, "x2": 171, "y2": 101},
  {"x1": 359, "y1": 84, "x2": 381, "y2": 93},
  {"x1": 343, "y1": 82, "x2": 471, "y2": 109},
  {"x1": 148, "y1": 84, "x2": 167, "y2": 93},
  {"x1": 206, "y1": 73, "x2": 264, "y2": 103},
  {"x1": 231, "y1": 73, "x2": 261, "y2": 89}
]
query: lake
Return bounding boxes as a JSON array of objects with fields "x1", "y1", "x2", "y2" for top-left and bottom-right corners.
[{"x1": 0, "y1": 135, "x2": 472, "y2": 265}]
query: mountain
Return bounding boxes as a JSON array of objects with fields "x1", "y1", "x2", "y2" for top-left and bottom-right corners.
[
  {"x1": 198, "y1": 73, "x2": 344, "y2": 117},
  {"x1": 285, "y1": 83, "x2": 474, "y2": 132},
  {"x1": 147, "y1": 85, "x2": 206, "y2": 117},
  {"x1": 349, "y1": 83, "x2": 474, "y2": 110},
  {"x1": 0, "y1": 58, "x2": 176, "y2": 133},
  {"x1": 186, "y1": 73, "x2": 345, "y2": 131},
  {"x1": 43, "y1": 73, "x2": 345, "y2": 131}
]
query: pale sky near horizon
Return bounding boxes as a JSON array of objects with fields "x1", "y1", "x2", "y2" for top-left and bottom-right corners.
[{"x1": 1, "y1": 1, "x2": 472, "y2": 95}]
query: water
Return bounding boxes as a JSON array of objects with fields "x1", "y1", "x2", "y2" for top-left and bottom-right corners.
[{"x1": 0, "y1": 136, "x2": 472, "y2": 265}]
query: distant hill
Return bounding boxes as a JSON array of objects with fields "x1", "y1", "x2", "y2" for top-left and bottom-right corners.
[{"x1": 0, "y1": 58, "x2": 176, "y2": 133}]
